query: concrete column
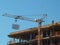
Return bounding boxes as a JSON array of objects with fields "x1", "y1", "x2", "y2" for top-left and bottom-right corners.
[
  {"x1": 29, "y1": 33, "x2": 32, "y2": 45},
  {"x1": 19, "y1": 39, "x2": 21, "y2": 43},
  {"x1": 30, "y1": 33, "x2": 32, "y2": 40},
  {"x1": 13, "y1": 38, "x2": 16, "y2": 43}
]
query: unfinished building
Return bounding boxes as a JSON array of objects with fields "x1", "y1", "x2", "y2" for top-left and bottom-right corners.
[{"x1": 8, "y1": 22, "x2": 60, "y2": 45}]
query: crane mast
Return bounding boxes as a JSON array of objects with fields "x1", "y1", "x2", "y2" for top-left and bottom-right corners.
[{"x1": 2, "y1": 13, "x2": 47, "y2": 45}]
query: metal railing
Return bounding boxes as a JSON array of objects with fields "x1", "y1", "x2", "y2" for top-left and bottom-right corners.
[{"x1": 8, "y1": 39, "x2": 29, "y2": 44}]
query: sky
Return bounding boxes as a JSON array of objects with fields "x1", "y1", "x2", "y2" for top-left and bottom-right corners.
[{"x1": 0, "y1": 0, "x2": 60, "y2": 45}]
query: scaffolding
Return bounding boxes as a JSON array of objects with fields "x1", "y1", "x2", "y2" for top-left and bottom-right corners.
[{"x1": 7, "y1": 22, "x2": 60, "y2": 45}]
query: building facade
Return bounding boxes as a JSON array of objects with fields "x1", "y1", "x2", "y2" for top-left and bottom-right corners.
[{"x1": 8, "y1": 22, "x2": 60, "y2": 45}]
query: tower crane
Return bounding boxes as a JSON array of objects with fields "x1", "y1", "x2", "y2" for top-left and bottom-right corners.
[
  {"x1": 2, "y1": 13, "x2": 47, "y2": 22},
  {"x1": 2, "y1": 13, "x2": 47, "y2": 45}
]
